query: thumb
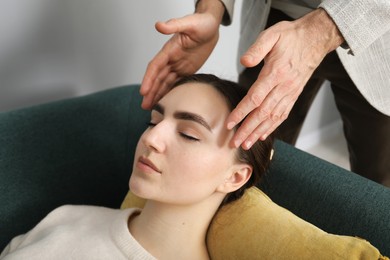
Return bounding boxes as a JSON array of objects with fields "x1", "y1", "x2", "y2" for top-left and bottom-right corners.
[
  {"x1": 155, "y1": 16, "x2": 193, "y2": 35},
  {"x1": 240, "y1": 30, "x2": 278, "y2": 68}
]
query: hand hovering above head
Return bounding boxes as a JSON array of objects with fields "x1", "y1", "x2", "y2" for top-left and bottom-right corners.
[
  {"x1": 227, "y1": 8, "x2": 344, "y2": 149},
  {"x1": 140, "y1": 0, "x2": 225, "y2": 110}
]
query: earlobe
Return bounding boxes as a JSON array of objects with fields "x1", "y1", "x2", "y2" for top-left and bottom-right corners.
[{"x1": 217, "y1": 164, "x2": 252, "y2": 194}]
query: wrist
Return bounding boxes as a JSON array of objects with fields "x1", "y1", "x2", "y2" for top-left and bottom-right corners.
[
  {"x1": 300, "y1": 8, "x2": 345, "y2": 53},
  {"x1": 195, "y1": 0, "x2": 225, "y2": 24}
]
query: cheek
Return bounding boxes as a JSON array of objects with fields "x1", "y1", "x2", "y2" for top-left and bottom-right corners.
[
  {"x1": 173, "y1": 149, "x2": 230, "y2": 183},
  {"x1": 166, "y1": 150, "x2": 207, "y2": 187}
]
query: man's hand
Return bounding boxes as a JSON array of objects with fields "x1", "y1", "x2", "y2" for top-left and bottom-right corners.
[
  {"x1": 227, "y1": 8, "x2": 344, "y2": 149},
  {"x1": 140, "y1": 0, "x2": 225, "y2": 110}
]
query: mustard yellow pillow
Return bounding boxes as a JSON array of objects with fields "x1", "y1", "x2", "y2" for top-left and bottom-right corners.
[{"x1": 121, "y1": 187, "x2": 387, "y2": 260}]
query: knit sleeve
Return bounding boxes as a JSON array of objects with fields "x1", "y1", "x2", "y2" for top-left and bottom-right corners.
[{"x1": 320, "y1": 0, "x2": 390, "y2": 56}]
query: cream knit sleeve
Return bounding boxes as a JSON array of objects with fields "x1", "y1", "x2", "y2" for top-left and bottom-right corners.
[{"x1": 320, "y1": 0, "x2": 390, "y2": 55}]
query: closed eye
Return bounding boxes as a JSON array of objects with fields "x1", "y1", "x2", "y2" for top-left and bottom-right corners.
[
  {"x1": 147, "y1": 122, "x2": 200, "y2": 142},
  {"x1": 179, "y1": 133, "x2": 200, "y2": 142}
]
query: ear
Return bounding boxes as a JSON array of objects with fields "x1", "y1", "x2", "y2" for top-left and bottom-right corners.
[{"x1": 217, "y1": 164, "x2": 252, "y2": 194}]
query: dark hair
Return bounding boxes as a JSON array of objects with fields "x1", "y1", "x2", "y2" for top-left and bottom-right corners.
[{"x1": 172, "y1": 74, "x2": 274, "y2": 205}]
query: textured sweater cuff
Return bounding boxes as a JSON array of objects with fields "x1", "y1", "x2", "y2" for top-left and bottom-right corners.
[{"x1": 320, "y1": 0, "x2": 390, "y2": 56}]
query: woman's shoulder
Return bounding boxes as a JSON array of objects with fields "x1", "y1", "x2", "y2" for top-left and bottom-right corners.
[
  {"x1": 45, "y1": 205, "x2": 139, "y2": 225},
  {"x1": 48, "y1": 204, "x2": 116, "y2": 217},
  {"x1": 1, "y1": 206, "x2": 142, "y2": 259}
]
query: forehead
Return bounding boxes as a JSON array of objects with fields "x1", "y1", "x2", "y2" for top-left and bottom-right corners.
[
  {"x1": 160, "y1": 82, "x2": 229, "y2": 117},
  {"x1": 160, "y1": 82, "x2": 236, "y2": 150}
]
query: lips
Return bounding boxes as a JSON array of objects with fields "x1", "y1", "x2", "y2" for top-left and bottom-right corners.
[{"x1": 138, "y1": 156, "x2": 162, "y2": 174}]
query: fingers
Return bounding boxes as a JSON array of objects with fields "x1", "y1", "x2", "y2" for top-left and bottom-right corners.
[
  {"x1": 140, "y1": 51, "x2": 168, "y2": 95},
  {"x1": 228, "y1": 85, "x2": 278, "y2": 148},
  {"x1": 141, "y1": 62, "x2": 176, "y2": 109},
  {"x1": 140, "y1": 52, "x2": 169, "y2": 110},
  {"x1": 260, "y1": 98, "x2": 294, "y2": 139},
  {"x1": 237, "y1": 94, "x2": 294, "y2": 150},
  {"x1": 231, "y1": 20, "x2": 326, "y2": 148},
  {"x1": 229, "y1": 81, "x2": 298, "y2": 149},
  {"x1": 150, "y1": 72, "x2": 178, "y2": 107},
  {"x1": 226, "y1": 69, "x2": 275, "y2": 131},
  {"x1": 141, "y1": 13, "x2": 210, "y2": 110}
]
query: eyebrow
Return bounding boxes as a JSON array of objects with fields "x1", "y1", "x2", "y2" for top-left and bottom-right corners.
[{"x1": 152, "y1": 103, "x2": 212, "y2": 132}]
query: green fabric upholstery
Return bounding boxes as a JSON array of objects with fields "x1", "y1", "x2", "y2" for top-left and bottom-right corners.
[
  {"x1": 1, "y1": 85, "x2": 389, "y2": 255},
  {"x1": 0, "y1": 85, "x2": 149, "y2": 250}
]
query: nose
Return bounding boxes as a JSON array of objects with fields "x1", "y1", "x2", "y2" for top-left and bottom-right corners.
[{"x1": 141, "y1": 122, "x2": 166, "y2": 153}]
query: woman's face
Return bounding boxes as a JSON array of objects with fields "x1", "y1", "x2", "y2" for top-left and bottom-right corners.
[{"x1": 130, "y1": 82, "x2": 241, "y2": 206}]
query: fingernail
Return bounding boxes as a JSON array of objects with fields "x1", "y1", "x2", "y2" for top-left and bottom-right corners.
[
  {"x1": 227, "y1": 121, "x2": 236, "y2": 130},
  {"x1": 234, "y1": 139, "x2": 242, "y2": 148},
  {"x1": 245, "y1": 140, "x2": 252, "y2": 149}
]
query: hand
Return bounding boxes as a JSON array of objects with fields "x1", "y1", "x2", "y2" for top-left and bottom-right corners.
[
  {"x1": 140, "y1": 1, "x2": 224, "y2": 110},
  {"x1": 227, "y1": 8, "x2": 344, "y2": 149}
]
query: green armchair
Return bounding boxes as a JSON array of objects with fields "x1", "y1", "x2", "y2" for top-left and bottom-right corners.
[{"x1": 1, "y1": 85, "x2": 389, "y2": 255}]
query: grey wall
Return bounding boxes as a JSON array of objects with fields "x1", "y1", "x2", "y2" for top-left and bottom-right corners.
[{"x1": 0, "y1": 0, "x2": 340, "y2": 147}]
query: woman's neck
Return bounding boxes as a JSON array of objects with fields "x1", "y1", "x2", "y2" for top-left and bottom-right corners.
[{"x1": 128, "y1": 198, "x2": 222, "y2": 260}]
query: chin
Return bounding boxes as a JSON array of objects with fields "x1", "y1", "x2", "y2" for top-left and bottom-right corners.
[{"x1": 129, "y1": 176, "x2": 153, "y2": 200}]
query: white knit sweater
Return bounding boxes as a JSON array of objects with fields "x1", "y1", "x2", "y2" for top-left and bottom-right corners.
[{"x1": 0, "y1": 205, "x2": 156, "y2": 260}]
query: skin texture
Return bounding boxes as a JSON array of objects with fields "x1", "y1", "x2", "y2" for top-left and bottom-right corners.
[
  {"x1": 132, "y1": 82, "x2": 251, "y2": 205},
  {"x1": 140, "y1": 1, "x2": 344, "y2": 150},
  {"x1": 140, "y1": 0, "x2": 224, "y2": 110},
  {"x1": 228, "y1": 8, "x2": 344, "y2": 149},
  {"x1": 129, "y1": 82, "x2": 251, "y2": 260}
]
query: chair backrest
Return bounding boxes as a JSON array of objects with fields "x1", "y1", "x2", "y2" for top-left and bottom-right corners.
[{"x1": 0, "y1": 85, "x2": 149, "y2": 250}]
